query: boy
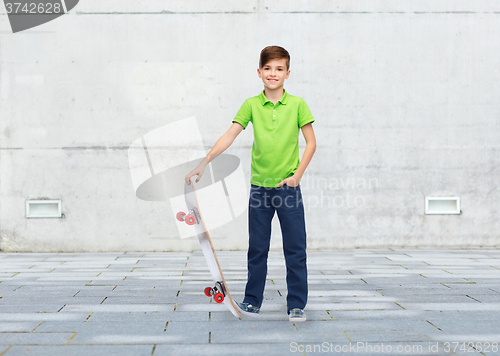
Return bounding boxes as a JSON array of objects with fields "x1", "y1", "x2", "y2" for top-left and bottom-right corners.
[{"x1": 185, "y1": 45, "x2": 316, "y2": 322}]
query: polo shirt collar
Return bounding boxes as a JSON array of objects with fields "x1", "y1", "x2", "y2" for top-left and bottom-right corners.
[{"x1": 259, "y1": 88, "x2": 289, "y2": 106}]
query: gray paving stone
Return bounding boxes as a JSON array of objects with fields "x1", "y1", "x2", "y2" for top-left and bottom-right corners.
[
  {"x1": 61, "y1": 304, "x2": 176, "y2": 313},
  {"x1": 306, "y1": 302, "x2": 401, "y2": 311},
  {"x1": 153, "y1": 343, "x2": 294, "y2": 355},
  {"x1": 210, "y1": 310, "x2": 289, "y2": 322},
  {"x1": 327, "y1": 309, "x2": 425, "y2": 320},
  {"x1": 385, "y1": 294, "x2": 483, "y2": 303},
  {"x1": 0, "y1": 297, "x2": 106, "y2": 305},
  {"x1": 396, "y1": 302, "x2": 500, "y2": 311},
  {"x1": 112, "y1": 284, "x2": 183, "y2": 292},
  {"x1": 0, "y1": 321, "x2": 42, "y2": 332},
  {"x1": 425, "y1": 319, "x2": 500, "y2": 334},
  {"x1": 83, "y1": 311, "x2": 201, "y2": 322},
  {"x1": 102, "y1": 296, "x2": 179, "y2": 304},
  {"x1": 344, "y1": 329, "x2": 433, "y2": 342},
  {"x1": 295, "y1": 341, "x2": 456, "y2": 355},
  {"x1": 0, "y1": 332, "x2": 75, "y2": 345},
  {"x1": 461, "y1": 294, "x2": 500, "y2": 302},
  {"x1": 4, "y1": 345, "x2": 153, "y2": 356},
  {"x1": 0, "y1": 312, "x2": 90, "y2": 322},
  {"x1": 0, "y1": 304, "x2": 66, "y2": 313},
  {"x1": 211, "y1": 320, "x2": 299, "y2": 343},
  {"x1": 70, "y1": 321, "x2": 211, "y2": 345},
  {"x1": 431, "y1": 333, "x2": 500, "y2": 343},
  {"x1": 175, "y1": 302, "x2": 233, "y2": 313},
  {"x1": 375, "y1": 288, "x2": 472, "y2": 296},
  {"x1": 36, "y1": 320, "x2": 168, "y2": 334},
  {"x1": 0, "y1": 250, "x2": 499, "y2": 352}
]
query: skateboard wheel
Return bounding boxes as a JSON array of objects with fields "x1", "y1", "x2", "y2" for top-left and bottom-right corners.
[
  {"x1": 214, "y1": 293, "x2": 224, "y2": 303},
  {"x1": 185, "y1": 214, "x2": 196, "y2": 225},
  {"x1": 176, "y1": 212, "x2": 186, "y2": 222},
  {"x1": 204, "y1": 287, "x2": 213, "y2": 297}
]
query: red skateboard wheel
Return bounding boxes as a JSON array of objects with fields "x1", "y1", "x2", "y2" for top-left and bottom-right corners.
[
  {"x1": 176, "y1": 212, "x2": 186, "y2": 222},
  {"x1": 204, "y1": 287, "x2": 212, "y2": 297},
  {"x1": 185, "y1": 214, "x2": 196, "y2": 225},
  {"x1": 214, "y1": 293, "x2": 224, "y2": 303}
]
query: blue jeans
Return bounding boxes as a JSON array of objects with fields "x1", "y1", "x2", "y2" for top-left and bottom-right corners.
[{"x1": 243, "y1": 183, "x2": 308, "y2": 313}]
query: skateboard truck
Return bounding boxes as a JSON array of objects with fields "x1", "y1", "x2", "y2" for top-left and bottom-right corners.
[
  {"x1": 204, "y1": 281, "x2": 226, "y2": 303},
  {"x1": 176, "y1": 208, "x2": 200, "y2": 226}
]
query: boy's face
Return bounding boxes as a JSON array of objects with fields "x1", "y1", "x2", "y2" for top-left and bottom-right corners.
[{"x1": 257, "y1": 58, "x2": 290, "y2": 90}]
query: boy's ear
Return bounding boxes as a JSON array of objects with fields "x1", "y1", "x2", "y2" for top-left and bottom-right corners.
[
  {"x1": 257, "y1": 67, "x2": 262, "y2": 78},
  {"x1": 286, "y1": 69, "x2": 290, "y2": 79}
]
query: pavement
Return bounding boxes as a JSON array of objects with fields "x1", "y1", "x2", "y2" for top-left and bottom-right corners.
[{"x1": 0, "y1": 249, "x2": 500, "y2": 356}]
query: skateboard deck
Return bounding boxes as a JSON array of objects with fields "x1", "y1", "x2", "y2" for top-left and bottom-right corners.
[{"x1": 177, "y1": 178, "x2": 242, "y2": 319}]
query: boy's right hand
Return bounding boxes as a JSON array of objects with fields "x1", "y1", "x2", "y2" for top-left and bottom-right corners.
[{"x1": 185, "y1": 164, "x2": 205, "y2": 185}]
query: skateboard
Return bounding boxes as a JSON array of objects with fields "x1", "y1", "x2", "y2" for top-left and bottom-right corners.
[{"x1": 177, "y1": 178, "x2": 242, "y2": 319}]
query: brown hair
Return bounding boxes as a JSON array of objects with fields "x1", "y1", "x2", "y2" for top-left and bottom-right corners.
[{"x1": 259, "y1": 45, "x2": 290, "y2": 70}]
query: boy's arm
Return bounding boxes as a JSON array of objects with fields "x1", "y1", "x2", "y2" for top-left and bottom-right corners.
[
  {"x1": 277, "y1": 123, "x2": 316, "y2": 188},
  {"x1": 184, "y1": 122, "x2": 244, "y2": 185}
]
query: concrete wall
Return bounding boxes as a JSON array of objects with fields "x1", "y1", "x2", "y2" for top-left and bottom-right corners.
[{"x1": 1, "y1": 1, "x2": 499, "y2": 252}]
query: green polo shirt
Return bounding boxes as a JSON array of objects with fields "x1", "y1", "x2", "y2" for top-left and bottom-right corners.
[{"x1": 232, "y1": 89, "x2": 315, "y2": 187}]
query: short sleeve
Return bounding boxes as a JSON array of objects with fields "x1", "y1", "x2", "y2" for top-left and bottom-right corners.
[
  {"x1": 298, "y1": 98, "x2": 315, "y2": 128},
  {"x1": 232, "y1": 99, "x2": 252, "y2": 130}
]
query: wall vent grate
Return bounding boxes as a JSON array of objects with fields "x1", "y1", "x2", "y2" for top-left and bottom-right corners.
[
  {"x1": 425, "y1": 197, "x2": 460, "y2": 215},
  {"x1": 26, "y1": 200, "x2": 62, "y2": 218}
]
